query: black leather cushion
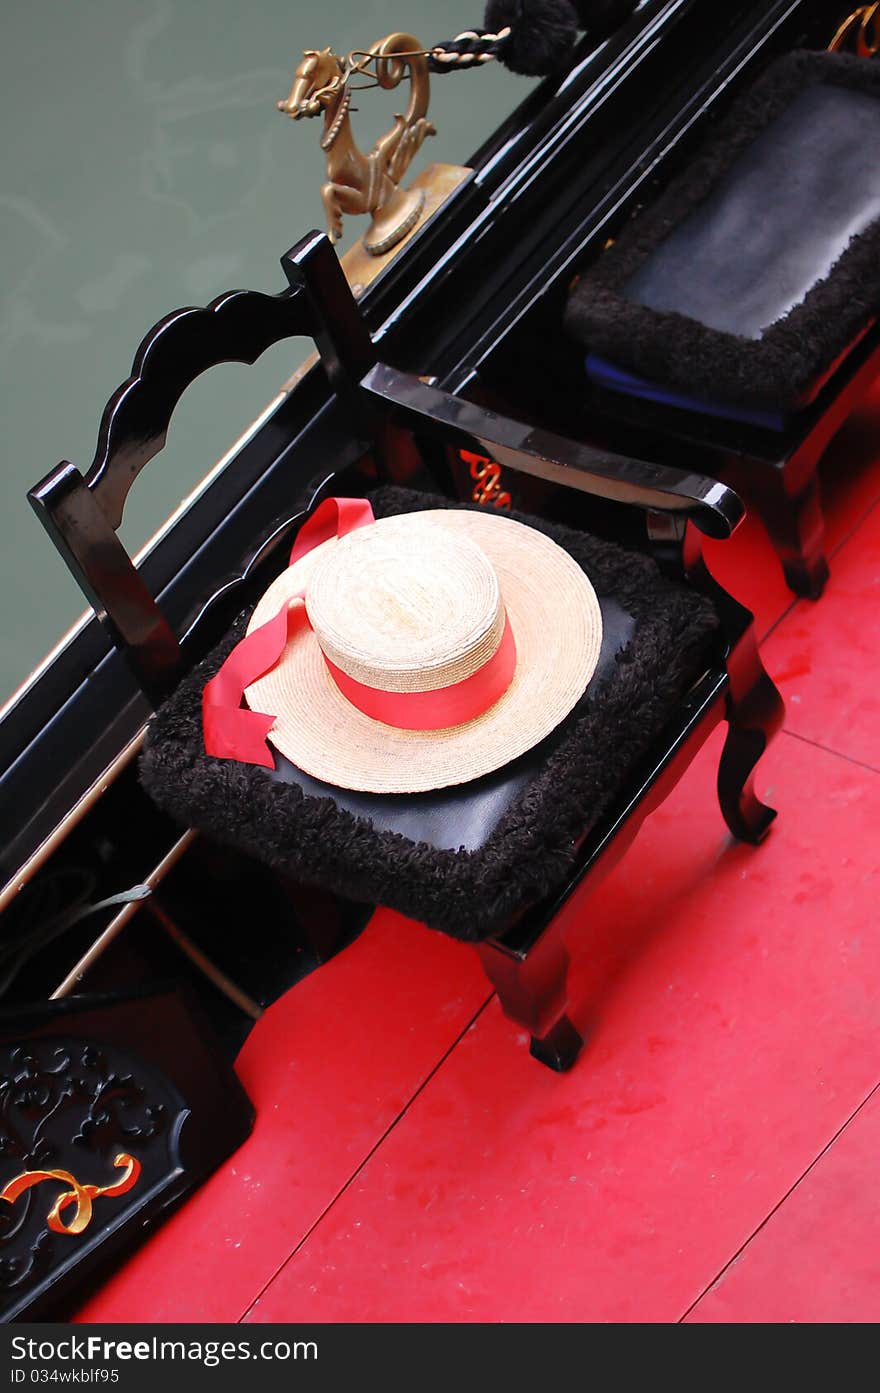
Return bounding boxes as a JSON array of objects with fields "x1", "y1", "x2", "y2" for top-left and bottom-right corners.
[
  {"x1": 140, "y1": 487, "x2": 719, "y2": 941},
  {"x1": 267, "y1": 597, "x2": 635, "y2": 854},
  {"x1": 565, "y1": 50, "x2": 880, "y2": 409}
]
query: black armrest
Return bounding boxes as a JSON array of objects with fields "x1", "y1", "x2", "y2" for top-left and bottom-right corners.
[{"x1": 361, "y1": 364, "x2": 744, "y2": 539}]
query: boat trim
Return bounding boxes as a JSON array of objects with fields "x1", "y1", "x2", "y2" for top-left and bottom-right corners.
[
  {"x1": 50, "y1": 829, "x2": 198, "y2": 998},
  {"x1": 0, "y1": 731, "x2": 146, "y2": 915}
]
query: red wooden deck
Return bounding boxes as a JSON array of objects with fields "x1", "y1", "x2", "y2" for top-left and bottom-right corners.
[{"x1": 77, "y1": 387, "x2": 880, "y2": 1324}]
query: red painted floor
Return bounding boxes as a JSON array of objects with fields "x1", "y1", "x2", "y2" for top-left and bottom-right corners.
[
  {"x1": 687, "y1": 1085, "x2": 880, "y2": 1323},
  {"x1": 79, "y1": 404, "x2": 880, "y2": 1325}
]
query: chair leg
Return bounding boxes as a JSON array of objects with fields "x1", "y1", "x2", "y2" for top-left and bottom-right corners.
[
  {"x1": 275, "y1": 874, "x2": 347, "y2": 964},
  {"x1": 761, "y1": 470, "x2": 829, "y2": 600},
  {"x1": 478, "y1": 922, "x2": 584, "y2": 1072},
  {"x1": 718, "y1": 629, "x2": 785, "y2": 845},
  {"x1": 529, "y1": 1015, "x2": 584, "y2": 1072}
]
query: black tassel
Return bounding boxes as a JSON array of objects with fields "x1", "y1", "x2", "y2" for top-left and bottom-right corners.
[
  {"x1": 431, "y1": 0, "x2": 638, "y2": 78},
  {"x1": 484, "y1": 0, "x2": 579, "y2": 76}
]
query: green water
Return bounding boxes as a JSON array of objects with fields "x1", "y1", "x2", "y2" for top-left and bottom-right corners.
[{"x1": 1, "y1": 1, "x2": 525, "y2": 703}]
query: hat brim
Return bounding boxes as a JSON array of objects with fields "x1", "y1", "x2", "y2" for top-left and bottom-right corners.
[{"x1": 244, "y1": 509, "x2": 603, "y2": 793}]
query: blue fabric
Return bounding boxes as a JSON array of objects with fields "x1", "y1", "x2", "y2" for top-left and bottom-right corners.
[{"x1": 585, "y1": 354, "x2": 791, "y2": 433}]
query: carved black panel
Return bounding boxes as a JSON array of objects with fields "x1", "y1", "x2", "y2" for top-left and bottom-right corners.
[{"x1": 0, "y1": 989, "x2": 253, "y2": 1322}]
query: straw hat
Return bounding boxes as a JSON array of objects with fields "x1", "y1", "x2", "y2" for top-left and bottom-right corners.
[{"x1": 244, "y1": 508, "x2": 602, "y2": 793}]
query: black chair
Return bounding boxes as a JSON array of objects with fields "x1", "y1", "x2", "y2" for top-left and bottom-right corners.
[
  {"x1": 29, "y1": 232, "x2": 784, "y2": 1071},
  {"x1": 565, "y1": 48, "x2": 880, "y2": 601}
]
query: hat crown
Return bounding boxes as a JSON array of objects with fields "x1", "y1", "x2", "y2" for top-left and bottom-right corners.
[{"x1": 306, "y1": 512, "x2": 505, "y2": 694}]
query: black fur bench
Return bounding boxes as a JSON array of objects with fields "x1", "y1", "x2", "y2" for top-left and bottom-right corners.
[{"x1": 566, "y1": 49, "x2": 880, "y2": 597}]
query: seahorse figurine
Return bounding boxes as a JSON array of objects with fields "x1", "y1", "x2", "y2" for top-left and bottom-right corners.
[{"x1": 277, "y1": 33, "x2": 436, "y2": 255}]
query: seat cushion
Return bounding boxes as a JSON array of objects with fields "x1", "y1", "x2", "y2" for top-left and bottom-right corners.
[
  {"x1": 140, "y1": 487, "x2": 719, "y2": 941},
  {"x1": 565, "y1": 50, "x2": 880, "y2": 411}
]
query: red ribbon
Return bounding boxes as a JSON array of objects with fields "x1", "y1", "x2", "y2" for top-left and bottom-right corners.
[
  {"x1": 323, "y1": 615, "x2": 516, "y2": 731},
  {"x1": 202, "y1": 497, "x2": 517, "y2": 768},
  {"x1": 288, "y1": 496, "x2": 374, "y2": 564}
]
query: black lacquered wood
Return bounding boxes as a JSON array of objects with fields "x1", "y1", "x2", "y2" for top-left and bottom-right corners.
[
  {"x1": 586, "y1": 323, "x2": 880, "y2": 599},
  {"x1": 0, "y1": 987, "x2": 253, "y2": 1321},
  {"x1": 28, "y1": 464, "x2": 181, "y2": 706},
  {"x1": 284, "y1": 232, "x2": 377, "y2": 417},
  {"x1": 363, "y1": 364, "x2": 744, "y2": 538},
  {"x1": 480, "y1": 533, "x2": 783, "y2": 1067},
  {"x1": 25, "y1": 233, "x2": 368, "y2": 704},
  {"x1": 78, "y1": 280, "x2": 311, "y2": 531},
  {"x1": 80, "y1": 233, "x2": 351, "y2": 532}
]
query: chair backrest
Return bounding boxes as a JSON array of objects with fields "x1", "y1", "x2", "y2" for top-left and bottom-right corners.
[
  {"x1": 29, "y1": 226, "x2": 745, "y2": 712},
  {"x1": 28, "y1": 231, "x2": 376, "y2": 705}
]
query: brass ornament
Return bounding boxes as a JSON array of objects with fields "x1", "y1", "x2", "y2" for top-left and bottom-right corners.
[
  {"x1": 461, "y1": 450, "x2": 512, "y2": 510},
  {"x1": 278, "y1": 34, "x2": 436, "y2": 255},
  {"x1": 0, "y1": 1152, "x2": 141, "y2": 1237},
  {"x1": 829, "y1": 4, "x2": 880, "y2": 54}
]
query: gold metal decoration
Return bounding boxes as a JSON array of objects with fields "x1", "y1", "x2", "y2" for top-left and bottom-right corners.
[
  {"x1": 0, "y1": 1152, "x2": 141, "y2": 1236},
  {"x1": 829, "y1": 4, "x2": 880, "y2": 53},
  {"x1": 278, "y1": 34, "x2": 436, "y2": 255},
  {"x1": 461, "y1": 450, "x2": 512, "y2": 510}
]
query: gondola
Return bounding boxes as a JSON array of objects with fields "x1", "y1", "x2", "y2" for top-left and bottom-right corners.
[{"x1": 2, "y1": 0, "x2": 879, "y2": 1324}]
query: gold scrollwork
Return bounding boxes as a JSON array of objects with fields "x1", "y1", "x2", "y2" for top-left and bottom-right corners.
[
  {"x1": 829, "y1": 4, "x2": 880, "y2": 54},
  {"x1": 460, "y1": 449, "x2": 512, "y2": 510},
  {"x1": 0, "y1": 1152, "x2": 142, "y2": 1237}
]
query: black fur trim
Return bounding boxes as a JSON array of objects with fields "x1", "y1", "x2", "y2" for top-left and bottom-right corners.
[
  {"x1": 485, "y1": 0, "x2": 578, "y2": 74},
  {"x1": 565, "y1": 51, "x2": 880, "y2": 409},
  {"x1": 140, "y1": 489, "x2": 718, "y2": 942}
]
